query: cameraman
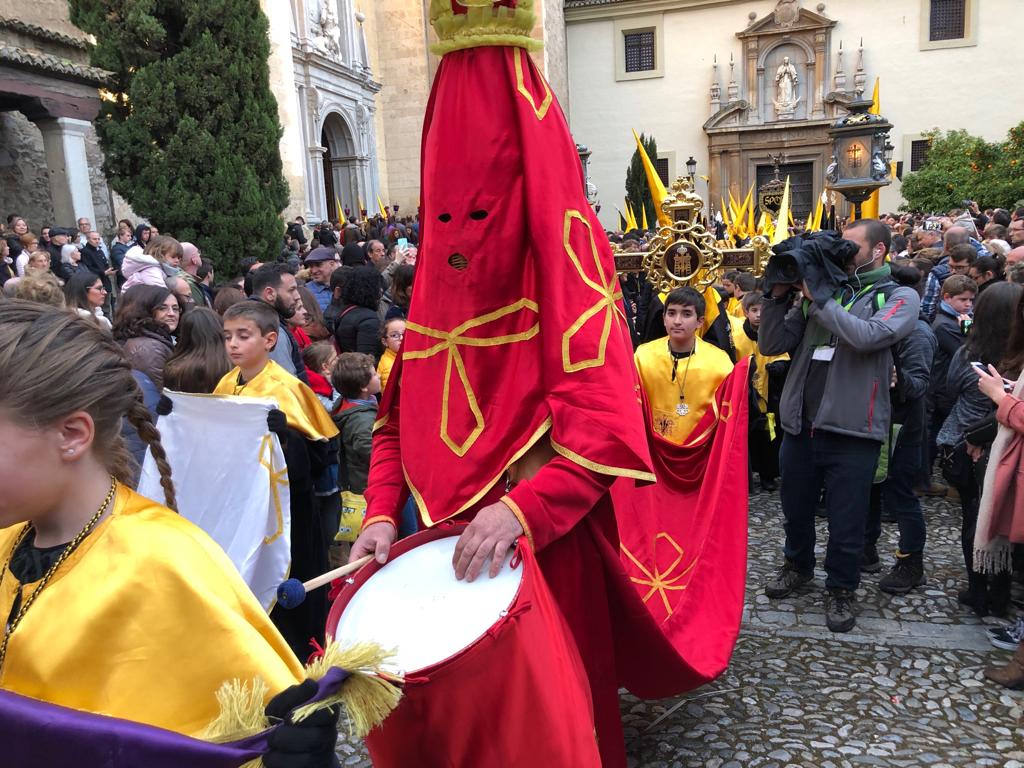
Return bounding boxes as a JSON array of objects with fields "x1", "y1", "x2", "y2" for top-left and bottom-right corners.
[{"x1": 759, "y1": 219, "x2": 920, "y2": 633}]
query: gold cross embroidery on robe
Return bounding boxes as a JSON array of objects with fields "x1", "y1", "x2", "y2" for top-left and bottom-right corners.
[
  {"x1": 259, "y1": 434, "x2": 289, "y2": 545},
  {"x1": 562, "y1": 209, "x2": 627, "y2": 373},
  {"x1": 404, "y1": 298, "x2": 540, "y2": 457},
  {"x1": 513, "y1": 47, "x2": 552, "y2": 120},
  {"x1": 621, "y1": 532, "x2": 697, "y2": 619}
]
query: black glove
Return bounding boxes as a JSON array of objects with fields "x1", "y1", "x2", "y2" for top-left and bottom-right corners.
[
  {"x1": 264, "y1": 679, "x2": 340, "y2": 768},
  {"x1": 267, "y1": 408, "x2": 288, "y2": 435},
  {"x1": 156, "y1": 395, "x2": 173, "y2": 416}
]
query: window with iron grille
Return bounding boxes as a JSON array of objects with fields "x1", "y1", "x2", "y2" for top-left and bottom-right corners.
[
  {"x1": 655, "y1": 157, "x2": 670, "y2": 186},
  {"x1": 929, "y1": 0, "x2": 966, "y2": 41},
  {"x1": 624, "y1": 30, "x2": 656, "y2": 73},
  {"x1": 910, "y1": 140, "x2": 931, "y2": 172}
]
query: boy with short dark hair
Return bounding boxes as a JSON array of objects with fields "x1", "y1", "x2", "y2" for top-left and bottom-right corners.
[
  {"x1": 926, "y1": 274, "x2": 978, "y2": 491},
  {"x1": 330, "y1": 353, "x2": 381, "y2": 542},
  {"x1": 214, "y1": 300, "x2": 339, "y2": 657},
  {"x1": 633, "y1": 286, "x2": 734, "y2": 444}
]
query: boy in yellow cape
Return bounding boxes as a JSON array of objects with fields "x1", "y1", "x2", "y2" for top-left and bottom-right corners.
[
  {"x1": 634, "y1": 286, "x2": 735, "y2": 444},
  {"x1": 213, "y1": 301, "x2": 339, "y2": 658},
  {"x1": 732, "y1": 292, "x2": 790, "y2": 491}
]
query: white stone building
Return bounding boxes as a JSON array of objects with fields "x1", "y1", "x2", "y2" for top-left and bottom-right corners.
[
  {"x1": 563, "y1": 0, "x2": 1024, "y2": 227},
  {"x1": 263, "y1": 0, "x2": 384, "y2": 224}
]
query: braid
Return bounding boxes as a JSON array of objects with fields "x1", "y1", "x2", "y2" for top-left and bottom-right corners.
[{"x1": 126, "y1": 399, "x2": 177, "y2": 512}]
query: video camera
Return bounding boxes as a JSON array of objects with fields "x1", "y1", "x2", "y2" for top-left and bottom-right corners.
[{"x1": 762, "y1": 231, "x2": 859, "y2": 290}]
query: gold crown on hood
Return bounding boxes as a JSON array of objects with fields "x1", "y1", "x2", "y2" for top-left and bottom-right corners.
[{"x1": 429, "y1": 0, "x2": 542, "y2": 55}]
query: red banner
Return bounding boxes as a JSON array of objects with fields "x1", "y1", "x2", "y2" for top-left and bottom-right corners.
[{"x1": 608, "y1": 359, "x2": 750, "y2": 698}]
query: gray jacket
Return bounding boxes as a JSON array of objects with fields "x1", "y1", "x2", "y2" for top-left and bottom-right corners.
[{"x1": 759, "y1": 280, "x2": 921, "y2": 442}]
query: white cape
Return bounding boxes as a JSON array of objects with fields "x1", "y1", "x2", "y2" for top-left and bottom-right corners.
[{"x1": 139, "y1": 391, "x2": 291, "y2": 610}]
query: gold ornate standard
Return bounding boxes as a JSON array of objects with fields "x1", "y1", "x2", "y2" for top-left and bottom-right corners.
[{"x1": 614, "y1": 177, "x2": 773, "y2": 288}]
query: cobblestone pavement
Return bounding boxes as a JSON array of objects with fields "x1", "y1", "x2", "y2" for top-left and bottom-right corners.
[{"x1": 337, "y1": 488, "x2": 1024, "y2": 766}]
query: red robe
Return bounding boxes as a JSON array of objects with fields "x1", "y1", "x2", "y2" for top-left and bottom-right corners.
[{"x1": 362, "y1": 42, "x2": 748, "y2": 767}]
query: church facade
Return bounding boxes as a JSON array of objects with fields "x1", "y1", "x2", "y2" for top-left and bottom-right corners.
[{"x1": 564, "y1": 0, "x2": 1018, "y2": 227}]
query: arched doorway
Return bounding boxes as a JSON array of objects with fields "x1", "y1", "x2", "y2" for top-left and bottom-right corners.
[{"x1": 321, "y1": 112, "x2": 358, "y2": 222}]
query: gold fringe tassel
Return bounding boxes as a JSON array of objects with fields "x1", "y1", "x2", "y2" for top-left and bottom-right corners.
[{"x1": 198, "y1": 639, "x2": 402, "y2": 765}]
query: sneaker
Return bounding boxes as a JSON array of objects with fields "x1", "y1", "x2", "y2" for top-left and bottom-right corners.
[
  {"x1": 825, "y1": 588, "x2": 857, "y2": 633},
  {"x1": 764, "y1": 561, "x2": 813, "y2": 599},
  {"x1": 760, "y1": 477, "x2": 779, "y2": 492},
  {"x1": 879, "y1": 551, "x2": 926, "y2": 594},
  {"x1": 861, "y1": 545, "x2": 882, "y2": 574},
  {"x1": 988, "y1": 617, "x2": 1024, "y2": 651}
]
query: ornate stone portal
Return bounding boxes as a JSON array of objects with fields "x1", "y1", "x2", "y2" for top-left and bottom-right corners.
[{"x1": 703, "y1": 0, "x2": 866, "y2": 221}]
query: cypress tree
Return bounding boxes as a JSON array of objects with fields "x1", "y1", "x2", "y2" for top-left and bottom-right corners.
[
  {"x1": 625, "y1": 133, "x2": 658, "y2": 232},
  {"x1": 69, "y1": 0, "x2": 288, "y2": 273}
]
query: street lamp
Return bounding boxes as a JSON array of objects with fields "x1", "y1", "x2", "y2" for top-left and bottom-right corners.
[
  {"x1": 825, "y1": 99, "x2": 894, "y2": 220},
  {"x1": 685, "y1": 155, "x2": 697, "y2": 180}
]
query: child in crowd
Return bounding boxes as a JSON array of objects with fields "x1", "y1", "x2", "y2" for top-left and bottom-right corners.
[
  {"x1": 331, "y1": 353, "x2": 382, "y2": 548},
  {"x1": 734, "y1": 291, "x2": 789, "y2": 491},
  {"x1": 302, "y1": 341, "x2": 341, "y2": 412},
  {"x1": 331, "y1": 353, "x2": 381, "y2": 499},
  {"x1": 213, "y1": 301, "x2": 339, "y2": 657},
  {"x1": 377, "y1": 317, "x2": 405, "y2": 391},
  {"x1": 633, "y1": 287, "x2": 734, "y2": 444},
  {"x1": 0, "y1": 300, "x2": 339, "y2": 759},
  {"x1": 928, "y1": 275, "x2": 977, "y2": 488}
]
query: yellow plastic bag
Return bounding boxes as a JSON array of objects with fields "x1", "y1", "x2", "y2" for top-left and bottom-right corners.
[{"x1": 336, "y1": 490, "x2": 367, "y2": 543}]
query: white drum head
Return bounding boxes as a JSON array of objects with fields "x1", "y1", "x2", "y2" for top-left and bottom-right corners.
[{"x1": 333, "y1": 536, "x2": 522, "y2": 675}]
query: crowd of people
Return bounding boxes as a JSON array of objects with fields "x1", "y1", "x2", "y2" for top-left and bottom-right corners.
[
  {"x1": 1, "y1": 200, "x2": 1023, "y2": 756},
  {"x1": 612, "y1": 204, "x2": 1024, "y2": 688}
]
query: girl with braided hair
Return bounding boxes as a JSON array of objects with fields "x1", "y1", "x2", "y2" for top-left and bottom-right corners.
[{"x1": 0, "y1": 301, "x2": 340, "y2": 764}]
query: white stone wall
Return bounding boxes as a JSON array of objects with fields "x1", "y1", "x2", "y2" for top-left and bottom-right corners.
[{"x1": 566, "y1": 0, "x2": 1024, "y2": 227}]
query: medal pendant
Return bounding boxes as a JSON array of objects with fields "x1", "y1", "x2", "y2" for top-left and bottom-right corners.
[{"x1": 676, "y1": 403, "x2": 689, "y2": 416}]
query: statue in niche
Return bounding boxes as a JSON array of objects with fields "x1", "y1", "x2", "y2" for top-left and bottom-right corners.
[
  {"x1": 311, "y1": 1, "x2": 341, "y2": 59},
  {"x1": 871, "y1": 150, "x2": 889, "y2": 181},
  {"x1": 773, "y1": 56, "x2": 800, "y2": 119},
  {"x1": 825, "y1": 154, "x2": 838, "y2": 183},
  {"x1": 774, "y1": 0, "x2": 801, "y2": 28}
]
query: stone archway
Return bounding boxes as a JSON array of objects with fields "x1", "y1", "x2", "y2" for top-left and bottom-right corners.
[{"x1": 320, "y1": 111, "x2": 359, "y2": 220}]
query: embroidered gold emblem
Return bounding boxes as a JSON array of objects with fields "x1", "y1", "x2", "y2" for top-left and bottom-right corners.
[{"x1": 404, "y1": 299, "x2": 540, "y2": 456}]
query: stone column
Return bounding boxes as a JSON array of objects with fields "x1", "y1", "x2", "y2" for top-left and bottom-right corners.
[
  {"x1": 36, "y1": 117, "x2": 94, "y2": 226},
  {"x1": 309, "y1": 146, "x2": 328, "y2": 222},
  {"x1": 812, "y1": 32, "x2": 828, "y2": 119}
]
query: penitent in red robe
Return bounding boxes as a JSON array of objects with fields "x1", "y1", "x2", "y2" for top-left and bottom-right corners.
[{"x1": 362, "y1": 42, "x2": 748, "y2": 768}]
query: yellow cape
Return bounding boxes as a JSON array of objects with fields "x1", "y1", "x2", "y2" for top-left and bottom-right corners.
[
  {"x1": 214, "y1": 359, "x2": 339, "y2": 441},
  {"x1": 377, "y1": 347, "x2": 397, "y2": 393},
  {"x1": 729, "y1": 317, "x2": 789, "y2": 412},
  {"x1": 0, "y1": 484, "x2": 304, "y2": 735},
  {"x1": 634, "y1": 336, "x2": 734, "y2": 444}
]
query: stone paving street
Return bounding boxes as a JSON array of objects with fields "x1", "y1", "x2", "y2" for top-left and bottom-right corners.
[{"x1": 336, "y1": 488, "x2": 1024, "y2": 766}]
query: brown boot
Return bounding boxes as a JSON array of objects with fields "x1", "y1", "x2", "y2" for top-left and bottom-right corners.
[{"x1": 983, "y1": 641, "x2": 1024, "y2": 689}]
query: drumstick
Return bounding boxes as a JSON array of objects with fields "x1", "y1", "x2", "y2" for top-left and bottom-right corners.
[{"x1": 277, "y1": 555, "x2": 374, "y2": 609}]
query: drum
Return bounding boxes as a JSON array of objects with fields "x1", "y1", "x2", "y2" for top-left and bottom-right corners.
[{"x1": 326, "y1": 525, "x2": 601, "y2": 768}]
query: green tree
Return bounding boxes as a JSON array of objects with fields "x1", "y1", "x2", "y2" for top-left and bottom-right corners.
[
  {"x1": 900, "y1": 123, "x2": 1024, "y2": 213},
  {"x1": 69, "y1": 0, "x2": 288, "y2": 273},
  {"x1": 625, "y1": 133, "x2": 658, "y2": 231}
]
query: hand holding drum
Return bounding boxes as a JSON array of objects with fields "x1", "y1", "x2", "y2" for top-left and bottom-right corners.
[{"x1": 349, "y1": 501, "x2": 524, "y2": 581}]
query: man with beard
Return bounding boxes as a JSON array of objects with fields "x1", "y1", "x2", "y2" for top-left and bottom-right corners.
[{"x1": 250, "y1": 263, "x2": 309, "y2": 384}]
